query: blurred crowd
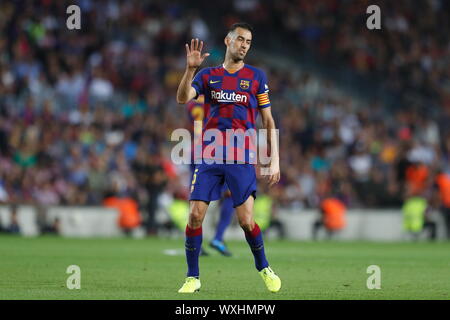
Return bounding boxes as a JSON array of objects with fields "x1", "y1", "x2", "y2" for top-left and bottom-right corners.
[
  {"x1": 1, "y1": 0, "x2": 450, "y2": 235},
  {"x1": 208, "y1": 0, "x2": 450, "y2": 112}
]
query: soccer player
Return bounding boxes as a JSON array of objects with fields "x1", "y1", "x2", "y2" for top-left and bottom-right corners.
[
  {"x1": 187, "y1": 97, "x2": 234, "y2": 256},
  {"x1": 176, "y1": 22, "x2": 281, "y2": 293}
]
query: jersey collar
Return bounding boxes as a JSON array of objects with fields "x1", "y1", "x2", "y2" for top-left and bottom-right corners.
[{"x1": 222, "y1": 63, "x2": 245, "y2": 75}]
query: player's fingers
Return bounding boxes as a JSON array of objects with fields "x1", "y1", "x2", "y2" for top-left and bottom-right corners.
[
  {"x1": 268, "y1": 174, "x2": 276, "y2": 187},
  {"x1": 198, "y1": 40, "x2": 203, "y2": 53},
  {"x1": 264, "y1": 169, "x2": 272, "y2": 181},
  {"x1": 275, "y1": 172, "x2": 280, "y2": 184},
  {"x1": 191, "y1": 38, "x2": 195, "y2": 51},
  {"x1": 194, "y1": 38, "x2": 199, "y2": 51},
  {"x1": 270, "y1": 172, "x2": 280, "y2": 187},
  {"x1": 185, "y1": 43, "x2": 190, "y2": 55},
  {"x1": 201, "y1": 52, "x2": 210, "y2": 60}
]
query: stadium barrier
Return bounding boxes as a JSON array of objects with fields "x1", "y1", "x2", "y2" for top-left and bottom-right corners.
[
  {"x1": 274, "y1": 209, "x2": 446, "y2": 241},
  {"x1": 0, "y1": 205, "x2": 446, "y2": 240},
  {"x1": 0, "y1": 205, "x2": 39, "y2": 236},
  {"x1": 0, "y1": 205, "x2": 121, "y2": 237},
  {"x1": 204, "y1": 206, "x2": 446, "y2": 241}
]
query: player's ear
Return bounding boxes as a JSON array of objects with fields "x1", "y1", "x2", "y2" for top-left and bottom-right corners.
[{"x1": 224, "y1": 36, "x2": 230, "y2": 47}]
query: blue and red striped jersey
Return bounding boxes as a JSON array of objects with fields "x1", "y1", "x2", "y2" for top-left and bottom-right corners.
[
  {"x1": 191, "y1": 64, "x2": 271, "y2": 163},
  {"x1": 187, "y1": 95, "x2": 208, "y2": 163}
]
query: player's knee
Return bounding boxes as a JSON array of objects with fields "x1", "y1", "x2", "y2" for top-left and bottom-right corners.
[
  {"x1": 238, "y1": 216, "x2": 254, "y2": 232},
  {"x1": 189, "y1": 206, "x2": 205, "y2": 226}
]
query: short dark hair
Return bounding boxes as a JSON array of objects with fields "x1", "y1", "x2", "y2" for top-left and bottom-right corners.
[{"x1": 228, "y1": 22, "x2": 254, "y2": 35}]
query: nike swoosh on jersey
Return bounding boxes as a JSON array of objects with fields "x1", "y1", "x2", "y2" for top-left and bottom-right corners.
[{"x1": 210, "y1": 80, "x2": 221, "y2": 84}]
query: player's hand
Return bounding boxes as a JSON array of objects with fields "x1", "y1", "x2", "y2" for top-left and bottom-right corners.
[
  {"x1": 185, "y1": 38, "x2": 210, "y2": 69},
  {"x1": 266, "y1": 162, "x2": 280, "y2": 187}
]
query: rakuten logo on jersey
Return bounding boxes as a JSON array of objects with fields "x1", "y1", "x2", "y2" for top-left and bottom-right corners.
[{"x1": 211, "y1": 90, "x2": 248, "y2": 104}]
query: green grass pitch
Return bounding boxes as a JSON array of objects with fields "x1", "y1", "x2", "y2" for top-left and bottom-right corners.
[{"x1": 1, "y1": 234, "x2": 449, "y2": 300}]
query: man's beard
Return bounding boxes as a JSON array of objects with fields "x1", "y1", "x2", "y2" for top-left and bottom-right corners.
[{"x1": 231, "y1": 51, "x2": 245, "y2": 62}]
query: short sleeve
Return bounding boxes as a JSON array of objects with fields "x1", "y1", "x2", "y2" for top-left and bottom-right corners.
[
  {"x1": 191, "y1": 68, "x2": 208, "y2": 99},
  {"x1": 256, "y1": 70, "x2": 271, "y2": 108}
]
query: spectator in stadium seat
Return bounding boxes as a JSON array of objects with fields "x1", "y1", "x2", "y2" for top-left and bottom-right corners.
[
  {"x1": 434, "y1": 170, "x2": 450, "y2": 239},
  {"x1": 312, "y1": 196, "x2": 347, "y2": 240},
  {"x1": 257, "y1": 183, "x2": 286, "y2": 240},
  {"x1": 5, "y1": 204, "x2": 20, "y2": 234},
  {"x1": 132, "y1": 150, "x2": 167, "y2": 236},
  {"x1": 103, "y1": 191, "x2": 142, "y2": 236},
  {"x1": 40, "y1": 214, "x2": 61, "y2": 235},
  {"x1": 405, "y1": 161, "x2": 430, "y2": 198},
  {"x1": 402, "y1": 196, "x2": 437, "y2": 241}
]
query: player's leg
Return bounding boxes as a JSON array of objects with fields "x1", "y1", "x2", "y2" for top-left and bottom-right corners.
[
  {"x1": 235, "y1": 195, "x2": 268, "y2": 269},
  {"x1": 326, "y1": 228, "x2": 333, "y2": 240},
  {"x1": 226, "y1": 164, "x2": 281, "y2": 292},
  {"x1": 186, "y1": 200, "x2": 209, "y2": 274},
  {"x1": 235, "y1": 195, "x2": 281, "y2": 293},
  {"x1": 267, "y1": 219, "x2": 286, "y2": 239},
  {"x1": 210, "y1": 189, "x2": 234, "y2": 256},
  {"x1": 179, "y1": 163, "x2": 224, "y2": 293},
  {"x1": 443, "y1": 208, "x2": 450, "y2": 239},
  {"x1": 312, "y1": 219, "x2": 323, "y2": 240},
  {"x1": 178, "y1": 200, "x2": 208, "y2": 293},
  {"x1": 189, "y1": 163, "x2": 210, "y2": 257},
  {"x1": 423, "y1": 220, "x2": 437, "y2": 241},
  {"x1": 214, "y1": 191, "x2": 234, "y2": 242}
]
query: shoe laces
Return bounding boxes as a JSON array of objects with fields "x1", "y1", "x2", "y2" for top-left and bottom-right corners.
[
  {"x1": 264, "y1": 267, "x2": 275, "y2": 278},
  {"x1": 186, "y1": 277, "x2": 198, "y2": 284}
]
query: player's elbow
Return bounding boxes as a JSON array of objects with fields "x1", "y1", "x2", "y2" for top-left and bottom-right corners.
[
  {"x1": 176, "y1": 97, "x2": 186, "y2": 104},
  {"x1": 176, "y1": 94, "x2": 189, "y2": 104},
  {"x1": 178, "y1": 87, "x2": 196, "y2": 104}
]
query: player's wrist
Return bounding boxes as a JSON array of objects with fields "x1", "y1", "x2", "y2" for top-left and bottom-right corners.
[
  {"x1": 270, "y1": 157, "x2": 280, "y2": 164},
  {"x1": 270, "y1": 161, "x2": 280, "y2": 170}
]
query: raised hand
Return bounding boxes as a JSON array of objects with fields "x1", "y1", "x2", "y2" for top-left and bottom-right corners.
[
  {"x1": 267, "y1": 162, "x2": 280, "y2": 187},
  {"x1": 185, "y1": 38, "x2": 210, "y2": 69}
]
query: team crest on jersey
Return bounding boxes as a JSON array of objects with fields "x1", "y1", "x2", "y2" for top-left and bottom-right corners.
[{"x1": 239, "y1": 79, "x2": 250, "y2": 90}]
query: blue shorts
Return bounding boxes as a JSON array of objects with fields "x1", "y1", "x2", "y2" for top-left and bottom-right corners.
[
  {"x1": 190, "y1": 163, "x2": 229, "y2": 195},
  {"x1": 189, "y1": 163, "x2": 257, "y2": 208}
]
